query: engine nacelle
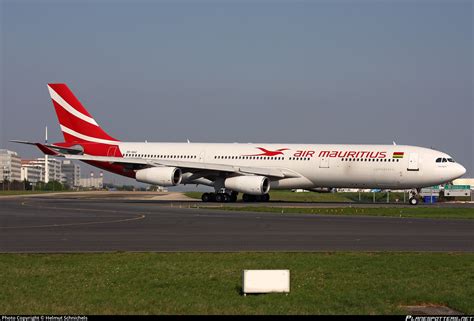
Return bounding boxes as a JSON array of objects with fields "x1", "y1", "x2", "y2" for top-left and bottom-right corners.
[
  {"x1": 136, "y1": 167, "x2": 182, "y2": 186},
  {"x1": 224, "y1": 175, "x2": 270, "y2": 195}
]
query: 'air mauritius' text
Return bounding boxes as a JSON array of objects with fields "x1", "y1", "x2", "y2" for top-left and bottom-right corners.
[{"x1": 319, "y1": 151, "x2": 387, "y2": 159}]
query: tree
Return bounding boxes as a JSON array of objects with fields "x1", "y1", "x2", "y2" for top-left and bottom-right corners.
[{"x1": 44, "y1": 180, "x2": 63, "y2": 191}]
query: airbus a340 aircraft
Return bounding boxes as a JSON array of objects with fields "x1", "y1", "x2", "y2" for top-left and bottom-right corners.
[{"x1": 13, "y1": 84, "x2": 466, "y2": 205}]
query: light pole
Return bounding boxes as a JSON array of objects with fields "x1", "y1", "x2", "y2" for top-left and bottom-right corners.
[{"x1": 3, "y1": 166, "x2": 8, "y2": 191}]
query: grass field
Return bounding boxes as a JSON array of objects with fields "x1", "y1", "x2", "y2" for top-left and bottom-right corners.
[
  {"x1": 0, "y1": 253, "x2": 472, "y2": 315},
  {"x1": 186, "y1": 190, "x2": 449, "y2": 203},
  {"x1": 201, "y1": 206, "x2": 474, "y2": 220},
  {"x1": 186, "y1": 190, "x2": 356, "y2": 202},
  {"x1": 186, "y1": 190, "x2": 474, "y2": 220}
]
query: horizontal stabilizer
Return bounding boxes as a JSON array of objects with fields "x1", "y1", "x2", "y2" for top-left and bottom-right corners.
[{"x1": 10, "y1": 140, "x2": 84, "y2": 155}]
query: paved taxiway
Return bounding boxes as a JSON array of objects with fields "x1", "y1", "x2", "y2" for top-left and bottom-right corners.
[{"x1": 1, "y1": 194, "x2": 473, "y2": 252}]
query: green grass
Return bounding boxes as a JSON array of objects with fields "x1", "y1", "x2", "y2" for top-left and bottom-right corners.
[
  {"x1": 202, "y1": 206, "x2": 474, "y2": 220},
  {"x1": 186, "y1": 190, "x2": 413, "y2": 203},
  {"x1": 0, "y1": 253, "x2": 472, "y2": 315},
  {"x1": 185, "y1": 191, "x2": 206, "y2": 199}
]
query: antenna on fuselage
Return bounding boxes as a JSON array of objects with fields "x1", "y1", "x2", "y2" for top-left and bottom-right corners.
[{"x1": 393, "y1": 141, "x2": 397, "y2": 146}]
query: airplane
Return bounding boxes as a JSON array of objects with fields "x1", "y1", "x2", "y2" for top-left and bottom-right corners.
[{"x1": 12, "y1": 83, "x2": 466, "y2": 205}]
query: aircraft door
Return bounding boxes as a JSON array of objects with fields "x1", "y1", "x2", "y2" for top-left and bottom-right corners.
[
  {"x1": 199, "y1": 151, "x2": 206, "y2": 163},
  {"x1": 407, "y1": 152, "x2": 419, "y2": 171}
]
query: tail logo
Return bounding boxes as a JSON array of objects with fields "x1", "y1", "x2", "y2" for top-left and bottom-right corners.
[
  {"x1": 243, "y1": 147, "x2": 289, "y2": 157},
  {"x1": 47, "y1": 83, "x2": 118, "y2": 144}
]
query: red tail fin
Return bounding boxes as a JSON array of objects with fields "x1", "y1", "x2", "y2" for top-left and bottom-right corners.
[{"x1": 47, "y1": 84, "x2": 119, "y2": 144}]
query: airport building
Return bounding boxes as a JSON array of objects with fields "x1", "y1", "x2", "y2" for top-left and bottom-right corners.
[
  {"x1": 1, "y1": 149, "x2": 101, "y2": 188},
  {"x1": 21, "y1": 157, "x2": 83, "y2": 187},
  {"x1": 20, "y1": 160, "x2": 42, "y2": 184},
  {"x1": 28, "y1": 157, "x2": 64, "y2": 183},
  {"x1": 79, "y1": 171, "x2": 104, "y2": 189},
  {"x1": 453, "y1": 178, "x2": 474, "y2": 188},
  {"x1": 62, "y1": 160, "x2": 81, "y2": 187},
  {"x1": 0, "y1": 149, "x2": 22, "y2": 181}
]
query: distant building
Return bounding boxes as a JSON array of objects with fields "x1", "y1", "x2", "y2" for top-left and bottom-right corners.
[
  {"x1": 62, "y1": 160, "x2": 81, "y2": 187},
  {"x1": 0, "y1": 149, "x2": 21, "y2": 181},
  {"x1": 79, "y1": 171, "x2": 103, "y2": 189},
  {"x1": 452, "y1": 178, "x2": 474, "y2": 189},
  {"x1": 28, "y1": 157, "x2": 63, "y2": 183},
  {"x1": 20, "y1": 160, "x2": 42, "y2": 184}
]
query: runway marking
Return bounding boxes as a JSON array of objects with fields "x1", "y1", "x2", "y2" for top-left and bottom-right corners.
[{"x1": 0, "y1": 201, "x2": 146, "y2": 229}]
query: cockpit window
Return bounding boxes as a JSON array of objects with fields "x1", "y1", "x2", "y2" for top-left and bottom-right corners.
[{"x1": 436, "y1": 157, "x2": 455, "y2": 163}]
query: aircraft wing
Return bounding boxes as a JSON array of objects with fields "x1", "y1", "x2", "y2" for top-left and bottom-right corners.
[{"x1": 60, "y1": 154, "x2": 301, "y2": 178}]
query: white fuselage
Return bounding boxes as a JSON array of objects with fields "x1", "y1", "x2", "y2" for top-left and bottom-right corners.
[{"x1": 115, "y1": 142, "x2": 466, "y2": 190}]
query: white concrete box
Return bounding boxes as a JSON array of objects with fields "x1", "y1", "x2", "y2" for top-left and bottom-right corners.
[{"x1": 242, "y1": 270, "x2": 290, "y2": 295}]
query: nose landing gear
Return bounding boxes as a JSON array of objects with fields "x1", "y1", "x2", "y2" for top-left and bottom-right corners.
[{"x1": 408, "y1": 189, "x2": 420, "y2": 205}]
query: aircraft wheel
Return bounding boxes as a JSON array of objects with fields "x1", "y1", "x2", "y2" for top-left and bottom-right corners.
[
  {"x1": 215, "y1": 193, "x2": 226, "y2": 203},
  {"x1": 201, "y1": 193, "x2": 211, "y2": 202},
  {"x1": 409, "y1": 197, "x2": 419, "y2": 206},
  {"x1": 263, "y1": 194, "x2": 270, "y2": 202},
  {"x1": 242, "y1": 194, "x2": 253, "y2": 202},
  {"x1": 209, "y1": 193, "x2": 216, "y2": 202}
]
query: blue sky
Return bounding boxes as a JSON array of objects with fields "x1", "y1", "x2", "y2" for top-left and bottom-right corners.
[{"x1": 1, "y1": 0, "x2": 472, "y2": 184}]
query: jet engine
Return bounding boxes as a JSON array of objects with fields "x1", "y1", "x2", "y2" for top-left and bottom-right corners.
[
  {"x1": 224, "y1": 175, "x2": 270, "y2": 195},
  {"x1": 136, "y1": 167, "x2": 182, "y2": 186}
]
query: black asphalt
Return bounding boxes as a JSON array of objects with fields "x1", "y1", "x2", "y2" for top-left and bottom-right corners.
[{"x1": 1, "y1": 197, "x2": 473, "y2": 252}]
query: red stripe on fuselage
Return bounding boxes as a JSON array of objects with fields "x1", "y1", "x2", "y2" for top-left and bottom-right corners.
[
  {"x1": 53, "y1": 141, "x2": 133, "y2": 178},
  {"x1": 53, "y1": 141, "x2": 122, "y2": 157},
  {"x1": 82, "y1": 143, "x2": 133, "y2": 178},
  {"x1": 85, "y1": 160, "x2": 136, "y2": 178}
]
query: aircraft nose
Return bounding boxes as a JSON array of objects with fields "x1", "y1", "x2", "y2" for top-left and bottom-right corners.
[{"x1": 454, "y1": 163, "x2": 466, "y2": 179}]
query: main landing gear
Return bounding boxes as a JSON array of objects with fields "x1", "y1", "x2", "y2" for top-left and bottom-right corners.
[
  {"x1": 201, "y1": 192, "x2": 271, "y2": 203},
  {"x1": 201, "y1": 191, "x2": 238, "y2": 203}
]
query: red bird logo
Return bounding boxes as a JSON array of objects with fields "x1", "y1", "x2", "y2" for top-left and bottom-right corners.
[{"x1": 243, "y1": 147, "x2": 289, "y2": 157}]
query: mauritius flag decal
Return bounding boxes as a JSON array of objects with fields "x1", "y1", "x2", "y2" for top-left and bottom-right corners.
[{"x1": 393, "y1": 152, "x2": 404, "y2": 159}]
